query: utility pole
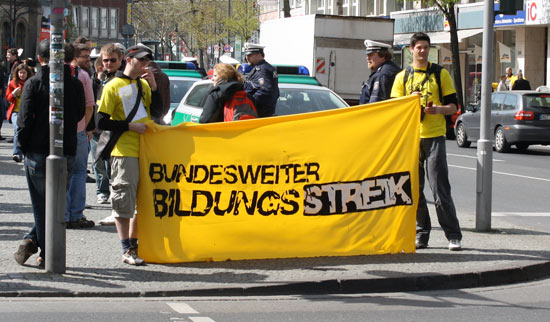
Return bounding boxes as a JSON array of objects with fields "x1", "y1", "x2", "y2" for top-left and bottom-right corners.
[{"x1": 46, "y1": 0, "x2": 66, "y2": 273}]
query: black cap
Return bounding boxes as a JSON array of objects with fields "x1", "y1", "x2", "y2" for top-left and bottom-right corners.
[
  {"x1": 125, "y1": 44, "x2": 153, "y2": 60},
  {"x1": 38, "y1": 39, "x2": 50, "y2": 59}
]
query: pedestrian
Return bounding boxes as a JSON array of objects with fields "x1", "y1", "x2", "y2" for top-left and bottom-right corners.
[
  {"x1": 145, "y1": 58, "x2": 170, "y2": 124},
  {"x1": 6, "y1": 48, "x2": 22, "y2": 82},
  {"x1": 360, "y1": 40, "x2": 401, "y2": 104},
  {"x1": 96, "y1": 44, "x2": 163, "y2": 265},
  {"x1": 199, "y1": 63, "x2": 255, "y2": 123},
  {"x1": 13, "y1": 39, "x2": 85, "y2": 267},
  {"x1": 65, "y1": 43, "x2": 96, "y2": 229},
  {"x1": 512, "y1": 70, "x2": 531, "y2": 90},
  {"x1": 91, "y1": 43, "x2": 124, "y2": 226},
  {"x1": 242, "y1": 42, "x2": 279, "y2": 117},
  {"x1": 505, "y1": 67, "x2": 517, "y2": 89},
  {"x1": 74, "y1": 35, "x2": 93, "y2": 76},
  {"x1": 6, "y1": 63, "x2": 33, "y2": 162},
  {"x1": 497, "y1": 75, "x2": 508, "y2": 91},
  {"x1": 0, "y1": 62, "x2": 7, "y2": 141},
  {"x1": 390, "y1": 32, "x2": 463, "y2": 251}
]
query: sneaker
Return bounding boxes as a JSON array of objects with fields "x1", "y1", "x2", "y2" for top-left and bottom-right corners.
[
  {"x1": 86, "y1": 175, "x2": 96, "y2": 183},
  {"x1": 36, "y1": 256, "x2": 45, "y2": 268},
  {"x1": 7, "y1": 138, "x2": 13, "y2": 143},
  {"x1": 98, "y1": 214, "x2": 116, "y2": 226},
  {"x1": 14, "y1": 238, "x2": 38, "y2": 265},
  {"x1": 12, "y1": 154, "x2": 22, "y2": 162},
  {"x1": 448, "y1": 239, "x2": 462, "y2": 251},
  {"x1": 415, "y1": 239, "x2": 428, "y2": 249},
  {"x1": 97, "y1": 194, "x2": 109, "y2": 204},
  {"x1": 122, "y1": 248, "x2": 145, "y2": 266},
  {"x1": 66, "y1": 217, "x2": 95, "y2": 229}
]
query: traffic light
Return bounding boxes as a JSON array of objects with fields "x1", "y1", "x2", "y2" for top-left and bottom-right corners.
[{"x1": 497, "y1": 0, "x2": 524, "y2": 15}]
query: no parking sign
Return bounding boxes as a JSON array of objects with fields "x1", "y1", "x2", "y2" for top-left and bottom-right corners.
[{"x1": 224, "y1": 44, "x2": 232, "y2": 53}]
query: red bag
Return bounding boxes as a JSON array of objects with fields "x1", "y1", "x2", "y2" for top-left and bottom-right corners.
[{"x1": 223, "y1": 90, "x2": 258, "y2": 121}]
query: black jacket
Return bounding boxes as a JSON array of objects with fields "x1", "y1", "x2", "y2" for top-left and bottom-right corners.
[
  {"x1": 17, "y1": 64, "x2": 85, "y2": 156},
  {"x1": 243, "y1": 60, "x2": 279, "y2": 117},
  {"x1": 199, "y1": 80, "x2": 244, "y2": 123},
  {"x1": 512, "y1": 78, "x2": 531, "y2": 90},
  {"x1": 360, "y1": 60, "x2": 401, "y2": 104}
]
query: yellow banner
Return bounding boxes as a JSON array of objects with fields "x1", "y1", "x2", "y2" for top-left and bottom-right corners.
[{"x1": 138, "y1": 95, "x2": 421, "y2": 263}]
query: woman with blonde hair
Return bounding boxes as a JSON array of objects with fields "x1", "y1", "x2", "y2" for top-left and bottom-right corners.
[
  {"x1": 199, "y1": 63, "x2": 249, "y2": 123},
  {"x1": 6, "y1": 63, "x2": 33, "y2": 162}
]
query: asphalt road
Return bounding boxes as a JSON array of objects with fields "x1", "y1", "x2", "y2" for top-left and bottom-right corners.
[
  {"x1": 1, "y1": 278, "x2": 549, "y2": 322},
  {"x1": 443, "y1": 141, "x2": 550, "y2": 230}
]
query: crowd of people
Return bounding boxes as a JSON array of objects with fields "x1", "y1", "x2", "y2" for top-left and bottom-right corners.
[{"x1": 7, "y1": 31, "x2": 536, "y2": 268}]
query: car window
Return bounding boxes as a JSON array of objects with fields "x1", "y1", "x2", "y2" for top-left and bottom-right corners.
[
  {"x1": 276, "y1": 88, "x2": 347, "y2": 116},
  {"x1": 185, "y1": 84, "x2": 211, "y2": 107},
  {"x1": 169, "y1": 79, "x2": 195, "y2": 104},
  {"x1": 524, "y1": 94, "x2": 550, "y2": 109},
  {"x1": 492, "y1": 93, "x2": 505, "y2": 111},
  {"x1": 503, "y1": 94, "x2": 518, "y2": 111}
]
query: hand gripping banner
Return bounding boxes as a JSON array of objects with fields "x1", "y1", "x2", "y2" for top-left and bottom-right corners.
[{"x1": 138, "y1": 95, "x2": 421, "y2": 263}]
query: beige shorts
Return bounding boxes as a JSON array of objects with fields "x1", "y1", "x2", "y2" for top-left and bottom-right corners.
[{"x1": 110, "y1": 156, "x2": 139, "y2": 219}]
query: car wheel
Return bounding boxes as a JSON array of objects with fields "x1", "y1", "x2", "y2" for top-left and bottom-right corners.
[
  {"x1": 516, "y1": 143, "x2": 530, "y2": 152},
  {"x1": 494, "y1": 126, "x2": 511, "y2": 153},
  {"x1": 456, "y1": 123, "x2": 471, "y2": 148}
]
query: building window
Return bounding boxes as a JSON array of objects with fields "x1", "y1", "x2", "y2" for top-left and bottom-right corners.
[
  {"x1": 351, "y1": 0, "x2": 358, "y2": 16},
  {"x1": 100, "y1": 8, "x2": 108, "y2": 37},
  {"x1": 91, "y1": 7, "x2": 99, "y2": 37},
  {"x1": 343, "y1": 0, "x2": 349, "y2": 15},
  {"x1": 296, "y1": 0, "x2": 303, "y2": 8},
  {"x1": 16, "y1": 22, "x2": 26, "y2": 48},
  {"x1": 72, "y1": 7, "x2": 80, "y2": 30},
  {"x1": 317, "y1": 0, "x2": 325, "y2": 13},
  {"x1": 110, "y1": 8, "x2": 118, "y2": 38},
  {"x1": 81, "y1": 7, "x2": 89, "y2": 36}
]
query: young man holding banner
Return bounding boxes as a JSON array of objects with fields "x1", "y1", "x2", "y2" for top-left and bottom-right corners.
[
  {"x1": 390, "y1": 32, "x2": 463, "y2": 251},
  {"x1": 96, "y1": 44, "x2": 162, "y2": 265}
]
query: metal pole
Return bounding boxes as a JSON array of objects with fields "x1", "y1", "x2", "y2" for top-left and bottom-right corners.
[
  {"x1": 46, "y1": 0, "x2": 67, "y2": 273},
  {"x1": 476, "y1": 0, "x2": 494, "y2": 231}
]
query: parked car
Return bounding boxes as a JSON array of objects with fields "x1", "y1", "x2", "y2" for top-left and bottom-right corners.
[
  {"x1": 455, "y1": 90, "x2": 550, "y2": 152},
  {"x1": 168, "y1": 75, "x2": 349, "y2": 125},
  {"x1": 162, "y1": 69, "x2": 203, "y2": 124}
]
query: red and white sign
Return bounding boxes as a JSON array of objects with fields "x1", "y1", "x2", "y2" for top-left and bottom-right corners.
[
  {"x1": 525, "y1": 0, "x2": 549, "y2": 25},
  {"x1": 224, "y1": 44, "x2": 231, "y2": 53},
  {"x1": 316, "y1": 58, "x2": 326, "y2": 74}
]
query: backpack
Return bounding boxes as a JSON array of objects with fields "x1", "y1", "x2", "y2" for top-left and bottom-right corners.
[
  {"x1": 223, "y1": 90, "x2": 258, "y2": 121},
  {"x1": 402, "y1": 62, "x2": 443, "y2": 103}
]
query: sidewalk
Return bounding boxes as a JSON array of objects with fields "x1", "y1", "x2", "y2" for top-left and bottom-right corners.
[{"x1": 1, "y1": 121, "x2": 549, "y2": 297}]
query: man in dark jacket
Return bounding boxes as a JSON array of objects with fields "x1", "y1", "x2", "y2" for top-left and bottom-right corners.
[
  {"x1": 243, "y1": 43, "x2": 279, "y2": 117},
  {"x1": 146, "y1": 59, "x2": 170, "y2": 123},
  {"x1": 512, "y1": 70, "x2": 531, "y2": 90},
  {"x1": 13, "y1": 39, "x2": 85, "y2": 268},
  {"x1": 360, "y1": 40, "x2": 401, "y2": 104}
]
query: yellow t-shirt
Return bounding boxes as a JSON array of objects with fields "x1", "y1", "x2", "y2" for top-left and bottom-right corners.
[
  {"x1": 97, "y1": 77, "x2": 152, "y2": 158},
  {"x1": 390, "y1": 64, "x2": 456, "y2": 138}
]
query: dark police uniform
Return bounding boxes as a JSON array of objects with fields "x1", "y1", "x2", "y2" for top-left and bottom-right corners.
[
  {"x1": 360, "y1": 60, "x2": 401, "y2": 104},
  {"x1": 242, "y1": 42, "x2": 279, "y2": 117}
]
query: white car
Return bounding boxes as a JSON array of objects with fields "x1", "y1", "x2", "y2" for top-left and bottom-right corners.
[{"x1": 169, "y1": 77, "x2": 349, "y2": 125}]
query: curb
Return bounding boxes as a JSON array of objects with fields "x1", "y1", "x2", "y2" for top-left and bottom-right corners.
[{"x1": 3, "y1": 261, "x2": 550, "y2": 298}]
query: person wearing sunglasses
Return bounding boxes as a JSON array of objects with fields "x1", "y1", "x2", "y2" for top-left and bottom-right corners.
[{"x1": 96, "y1": 44, "x2": 163, "y2": 265}]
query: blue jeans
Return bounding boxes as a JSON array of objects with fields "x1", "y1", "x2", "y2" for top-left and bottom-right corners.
[
  {"x1": 24, "y1": 152, "x2": 75, "y2": 258},
  {"x1": 90, "y1": 131, "x2": 110, "y2": 197},
  {"x1": 416, "y1": 136, "x2": 462, "y2": 243},
  {"x1": 65, "y1": 131, "x2": 88, "y2": 222},
  {"x1": 11, "y1": 112, "x2": 22, "y2": 158}
]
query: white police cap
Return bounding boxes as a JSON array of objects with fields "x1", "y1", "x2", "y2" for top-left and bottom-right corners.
[
  {"x1": 364, "y1": 40, "x2": 392, "y2": 54},
  {"x1": 244, "y1": 42, "x2": 265, "y2": 55}
]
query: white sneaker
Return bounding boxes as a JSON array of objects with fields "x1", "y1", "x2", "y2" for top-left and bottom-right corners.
[
  {"x1": 448, "y1": 239, "x2": 462, "y2": 251},
  {"x1": 98, "y1": 214, "x2": 116, "y2": 226},
  {"x1": 97, "y1": 194, "x2": 110, "y2": 204},
  {"x1": 122, "y1": 249, "x2": 144, "y2": 266}
]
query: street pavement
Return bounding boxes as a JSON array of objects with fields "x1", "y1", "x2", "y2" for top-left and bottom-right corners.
[{"x1": 1, "y1": 121, "x2": 549, "y2": 297}]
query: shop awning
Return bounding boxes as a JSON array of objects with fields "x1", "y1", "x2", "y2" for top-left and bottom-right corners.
[{"x1": 394, "y1": 28, "x2": 483, "y2": 46}]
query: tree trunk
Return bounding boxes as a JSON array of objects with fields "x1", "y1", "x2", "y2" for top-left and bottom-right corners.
[{"x1": 448, "y1": 6, "x2": 464, "y2": 111}]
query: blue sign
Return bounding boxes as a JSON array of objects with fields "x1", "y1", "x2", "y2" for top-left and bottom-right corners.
[{"x1": 494, "y1": 3, "x2": 525, "y2": 26}]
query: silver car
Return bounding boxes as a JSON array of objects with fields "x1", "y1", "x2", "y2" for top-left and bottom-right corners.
[{"x1": 455, "y1": 90, "x2": 550, "y2": 152}]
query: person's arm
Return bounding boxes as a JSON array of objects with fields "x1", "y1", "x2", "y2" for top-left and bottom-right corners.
[{"x1": 199, "y1": 90, "x2": 220, "y2": 124}]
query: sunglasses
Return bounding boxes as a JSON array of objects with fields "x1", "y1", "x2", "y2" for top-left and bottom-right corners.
[
  {"x1": 102, "y1": 58, "x2": 118, "y2": 63},
  {"x1": 135, "y1": 56, "x2": 150, "y2": 62}
]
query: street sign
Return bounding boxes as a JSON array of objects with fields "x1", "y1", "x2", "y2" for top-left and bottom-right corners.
[
  {"x1": 121, "y1": 24, "x2": 134, "y2": 36},
  {"x1": 224, "y1": 44, "x2": 231, "y2": 53},
  {"x1": 214, "y1": 44, "x2": 220, "y2": 51}
]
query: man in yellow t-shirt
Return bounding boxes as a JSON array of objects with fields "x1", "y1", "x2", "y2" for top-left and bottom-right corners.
[
  {"x1": 390, "y1": 32, "x2": 462, "y2": 251},
  {"x1": 97, "y1": 44, "x2": 163, "y2": 265}
]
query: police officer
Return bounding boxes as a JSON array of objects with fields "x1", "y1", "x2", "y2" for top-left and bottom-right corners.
[
  {"x1": 242, "y1": 43, "x2": 279, "y2": 117},
  {"x1": 359, "y1": 40, "x2": 401, "y2": 104}
]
